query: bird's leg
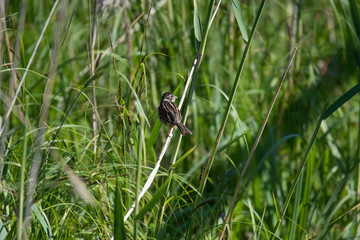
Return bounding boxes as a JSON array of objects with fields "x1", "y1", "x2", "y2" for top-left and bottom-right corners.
[{"x1": 167, "y1": 127, "x2": 174, "y2": 139}]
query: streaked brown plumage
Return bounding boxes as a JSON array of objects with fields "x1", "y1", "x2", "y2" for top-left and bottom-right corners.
[{"x1": 158, "y1": 92, "x2": 192, "y2": 136}]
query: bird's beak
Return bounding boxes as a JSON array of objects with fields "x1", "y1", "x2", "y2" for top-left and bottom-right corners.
[{"x1": 174, "y1": 95, "x2": 178, "y2": 98}]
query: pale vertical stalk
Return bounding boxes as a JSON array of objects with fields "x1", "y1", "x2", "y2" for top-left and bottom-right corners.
[
  {"x1": 0, "y1": 0, "x2": 9, "y2": 84},
  {"x1": 228, "y1": 2, "x2": 235, "y2": 70},
  {"x1": 0, "y1": 0, "x2": 10, "y2": 173},
  {"x1": 9, "y1": 0, "x2": 28, "y2": 97},
  {"x1": 0, "y1": 4, "x2": 13, "y2": 70},
  {"x1": 134, "y1": 115, "x2": 145, "y2": 239},
  {"x1": 90, "y1": 0, "x2": 99, "y2": 155},
  {"x1": 289, "y1": 0, "x2": 300, "y2": 89},
  {"x1": 123, "y1": 5, "x2": 135, "y2": 92},
  {"x1": 17, "y1": 97, "x2": 29, "y2": 240},
  {"x1": 0, "y1": 2, "x2": 3, "y2": 59}
]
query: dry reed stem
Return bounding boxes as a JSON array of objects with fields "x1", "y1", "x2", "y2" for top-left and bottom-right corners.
[{"x1": 90, "y1": 0, "x2": 99, "y2": 155}]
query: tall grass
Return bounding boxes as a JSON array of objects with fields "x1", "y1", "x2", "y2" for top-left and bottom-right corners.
[{"x1": 1, "y1": 0, "x2": 360, "y2": 239}]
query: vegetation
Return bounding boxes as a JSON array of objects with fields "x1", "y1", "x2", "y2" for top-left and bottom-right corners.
[{"x1": 1, "y1": 0, "x2": 360, "y2": 239}]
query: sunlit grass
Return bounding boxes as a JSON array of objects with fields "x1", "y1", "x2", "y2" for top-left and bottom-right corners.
[{"x1": 1, "y1": 0, "x2": 360, "y2": 239}]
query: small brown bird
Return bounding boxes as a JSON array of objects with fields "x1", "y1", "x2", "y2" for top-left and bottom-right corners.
[{"x1": 158, "y1": 92, "x2": 192, "y2": 136}]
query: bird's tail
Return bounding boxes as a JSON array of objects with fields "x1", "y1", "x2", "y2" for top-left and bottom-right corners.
[{"x1": 175, "y1": 122, "x2": 192, "y2": 136}]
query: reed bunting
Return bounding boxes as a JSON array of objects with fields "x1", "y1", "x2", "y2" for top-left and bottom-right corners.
[{"x1": 158, "y1": 92, "x2": 192, "y2": 136}]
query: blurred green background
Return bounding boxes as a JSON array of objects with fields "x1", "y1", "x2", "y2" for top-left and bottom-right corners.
[{"x1": 1, "y1": 0, "x2": 360, "y2": 239}]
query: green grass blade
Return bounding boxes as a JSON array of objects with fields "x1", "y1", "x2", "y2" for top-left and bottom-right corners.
[
  {"x1": 145, "y1": 120, "x2": 161, "y2": 154},
  {"x1": 288, "y1": 170, "x2": 304, "y2": 239},
  {"x1": 231, "y1": 0, "x2": 249, "y2": 42},
  {"x1": 297, "y1": 146, "x2": 316, "y2": 237},
  {"x1": 323, "y1": 82, "x2": 360, "y2": 119},
  {"x1": 135, "y1": 178, "x2": 170, "y2": 221},
  {"x1": 17, "y1": 97, "x2": 29, "y2": 240},
  {"x1": 172, "y1": 145, "x2": 197, "y2": 168},
  {"x1": 317, "y1": 177, "x2": 348, "y2": 238},
  {"x1": 215, "y1": 132, "x2": 247, "y2": 154},
  {"x1": 32, "y1": 204, "x2": 52, "y2": 238},
  {"x1": 272, "y1": 191, "x2": 280, "y2": 219},
  {"x1": 114, "y1": 178, "x2": 126, "y2": 240},
  {"x1": 193, "y1": 0, "x2": 202, "y2": 51},
  {"x1": 0, "y1": 218, "x2": 8, "y2": 240},
  {"x1": 349, "y1": 0, "x2": 360, "y2": 42}
]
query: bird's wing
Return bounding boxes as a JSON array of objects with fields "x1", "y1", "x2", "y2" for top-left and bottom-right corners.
[{"x1": 166, "y1": 101, "x2": 180, "y2": 124}]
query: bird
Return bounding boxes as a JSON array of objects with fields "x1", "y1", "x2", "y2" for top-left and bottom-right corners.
[{"x1": 158, "y1": 92, "x2": 192, "y2": 136}]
